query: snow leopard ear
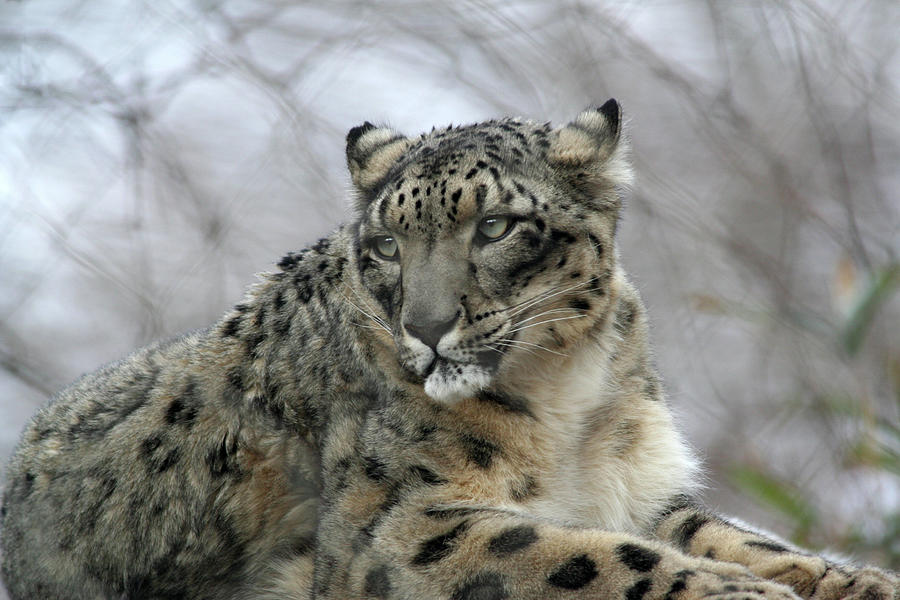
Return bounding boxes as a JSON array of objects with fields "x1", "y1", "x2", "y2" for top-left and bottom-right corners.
[
  {"x1": 548, "y1": 99, "x2": 633, "y2": 207},
  {"x1": 346, "y1": 122, "x2": 412, "y2": 206}
]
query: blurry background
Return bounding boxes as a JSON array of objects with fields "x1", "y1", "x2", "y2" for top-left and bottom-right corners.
[{"x1": 1, "y1": 0, "x2": 897, "y2": 587}]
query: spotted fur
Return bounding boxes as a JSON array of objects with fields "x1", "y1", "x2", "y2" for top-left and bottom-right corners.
[{"x1": 2, "y1": 101, "x2": 896, "y2": 600}]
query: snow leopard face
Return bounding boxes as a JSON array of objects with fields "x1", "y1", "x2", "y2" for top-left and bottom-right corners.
[{"x1": 348, "y1": 101, "x2": 631, "y2": 402}]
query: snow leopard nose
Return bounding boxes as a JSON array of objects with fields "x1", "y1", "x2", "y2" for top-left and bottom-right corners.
[{"x1": 403, "y1": 314, "x2": 457, "y2": 350}]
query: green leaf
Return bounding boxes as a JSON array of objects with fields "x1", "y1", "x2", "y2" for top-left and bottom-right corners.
[
  {"x1": 842, "y1": 263, "x2": 900, "y2": 356},
  {"x1": 730, "y1": 465, "x2": 819, "y2": 545}
]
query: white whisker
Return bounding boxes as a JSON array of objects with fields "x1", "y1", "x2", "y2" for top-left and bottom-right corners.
[
  {"x1": 496, "y1": 338, "x2": 569, "y2": 357},
  {"x1": 340, "y1": 291, "x2": 392, "y2": 334},
  {"x1": 514, "y1": 307, "x2": 580, "y2": 327},
  {"x1": 344, "y1": 283, "x2": 392, "y2": 331},
  {"x1": 506, "y1": 313, "x2": 587, "y2": 335},
  {"x1": 489, "y1": 340, "x2": 542, "y2": 358},
  {"x1": 507, "y1": 276, "x2": 600, "y2": 317}
]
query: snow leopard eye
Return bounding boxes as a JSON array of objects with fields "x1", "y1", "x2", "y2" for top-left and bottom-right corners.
[
  {"x1": 477, "y1": 216, "x2": 512, "y2": 241},
  {"x1": 372, "y1": 235, "x2": 398, "y2": 259}
]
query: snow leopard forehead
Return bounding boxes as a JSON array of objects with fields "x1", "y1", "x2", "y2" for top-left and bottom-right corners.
[{"x1": 346, "y1": 100, "x2": 632, "y2": 222}]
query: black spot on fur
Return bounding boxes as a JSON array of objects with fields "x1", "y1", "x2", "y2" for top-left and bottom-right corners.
[
  {"x1": 141, "y1": 435, "x2": 162, "y2": 456},
  {"x1": 410, "y1": 465, "x2": 446, "y2": 485},
  {"x1": 506, "y1": 232, "x2": 555, "y2": 281},
  {"x1": 627, "y1": 578, "x2": 653, "y2": 600},
  {"x1": 547, "y1": 554, "x2": 598, "y2": 590},
  {"x1": 165, "y1": 380, "x2": 199, "y2": 428},
  {"x1": 154, "y1": 447, "x2": 180, "y2": 473},
  {"x1": 550, "y1": 229, "x2": 577, "y2": 244},
  {"x1": 653, "y1": 494, "x2": 697, "y2": 523},
  {"x1": 363, "y1": 455, "x2": 388, "y2": 481},
  {"x1": 246, "y1": 331, "x2": 265, "y2": 359},
  {"x1": 475, "y1": 184, "x2": 487, "y2": 210},
  {"x1": 460, "y1": 434, "x2": 497, "y2": 469},
  {"x1": 745, "y1": 540, "x2": 789, "y2": 553},
  {"x1": 451, "y1": 572, "x2": 508, "y2": 600},
  {"x1": 272, "y1": 290, "x2": 285, "y2": 311},
  {"x1": 588, "y1": 233, "x2": 604, "y2": 259},
  {"x1": 663, "y1": 578, "x2": 688, "y2": 599},
  {"x1": 289, "y1": 536, "x2": 315, "y2": 556},
  {"x1": 411, "y1": 521, "x2": 469, "y2": 565},
  {"x1": 226, "y1": 367, "x2": 244, "y2": 391},
  {"x1": 487, "y1": 525, "x2": 538, "y2": 555},
  {"x1": 359, "y1": 485, "x2": 406, "y2": 542},
  {"x1": 277, "y1": 252, "x2": 302, "y2": 270},
  {"x1": 424, "y1": 506, "x2": 478, "y2": 520},
  {"x1": 20, "y1": 472, "x2": 35, "y2": 498},
  {"x1": 222, "y1": 315, "x2": 241, "y2": 337},
  {"x1": 616, "y1": 543, "x2": 661, "y2": 572},
  {"x1": 329, "y1": 456, "x2": 353, "y2": 494},
  {"x1": 673, "y1": 513, "x2": 711, "y2": 551},
  {"x1": 520, "y1": 230, "x2": 542, "y2": 249},
  {"x1": 415, "y1": 424, "x2": 436, "y2": 441},
  {"x1": 569, "y1": 298, "x2": 591, "y2": 312},
  {"x1": 364, "y1": 565, "x2": 391, "y2": 598},
  {"x1": 140, "y1": 435, "x2": 180, "y2": 473},
  {"x1": 206, "y1": 434, "x2": 241, "y2": 478},
  {"x1": 294, "y1": 273, "x2": 313, "y2": 303},
  {"x1": 476, "y1": 390, "x2": 532, "y2": 416},
  {"x1": 253, "y1": 306, "x2": 266, "y2": 327}
]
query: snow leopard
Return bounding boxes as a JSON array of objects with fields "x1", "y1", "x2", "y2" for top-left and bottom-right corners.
[{"x1": 2, "y1": 100, "x2": 896, "y2": 600}]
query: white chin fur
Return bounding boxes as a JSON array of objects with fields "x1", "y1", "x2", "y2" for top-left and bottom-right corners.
[{"x1": 423, "y1": 362, "x2": 491, "y2": 404}]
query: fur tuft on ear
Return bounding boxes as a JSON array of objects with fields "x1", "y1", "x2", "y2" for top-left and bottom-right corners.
[
  {"x1": 548, "y1": 99, "x2": 633, "y2": 204},
  {"x1": 346, "y1": 122, "x2": 411, "y2": 200}
]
